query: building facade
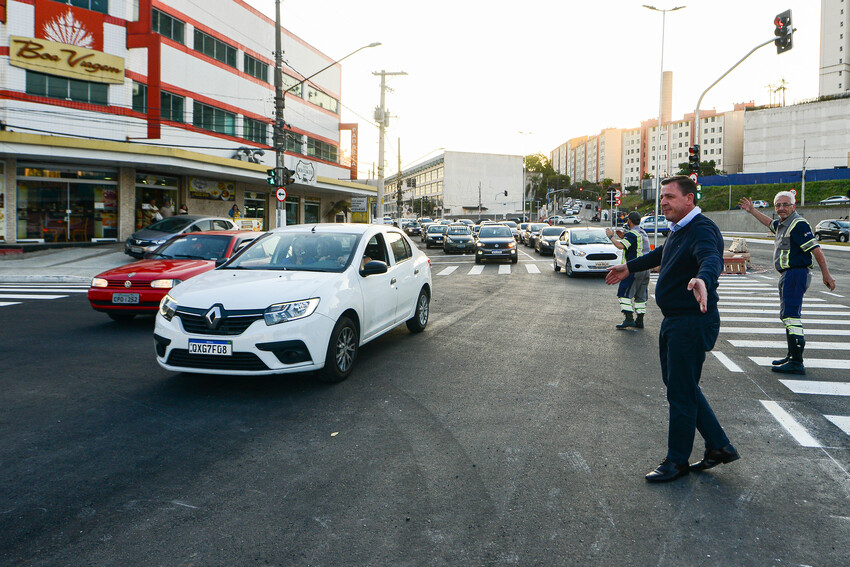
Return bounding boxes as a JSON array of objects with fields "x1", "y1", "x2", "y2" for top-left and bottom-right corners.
[
  {"x1": 819, "y1": 0, "x2": 850, "y2": 97},
  {"x1": 0, "y1": 0, "x2": 374, "y2": 245}
]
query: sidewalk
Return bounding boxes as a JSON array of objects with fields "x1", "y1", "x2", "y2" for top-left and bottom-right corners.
[{"x1": 0, "y1": 243, "x2": 133, "y2": 283}]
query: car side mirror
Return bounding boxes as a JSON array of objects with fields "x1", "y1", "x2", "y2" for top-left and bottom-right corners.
[
  {"x1": 360, "y1": 260, "x2": 388, "y2": 276},
  {"x1": 215, "y1": 257, "x2": 228, "y2": 267}
]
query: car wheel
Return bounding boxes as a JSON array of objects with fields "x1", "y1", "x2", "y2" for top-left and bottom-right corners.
[
  {"x1": 475, "y1": 256, "x2": 482, "y2": 264},
  {"x1": 406, "y1": 289, "x2": 430, "y2": 333},
  {"x1": 554, "y1": 260, "x2": 561, "y2": 272},
  {"x1": 840, "y1": 233, "x2": 848, "y2": 243},
  {"x1": 565, "y1": 260, "x2": 574, "y2": 278},
  {"x1": 319, "y1": 316, "x2": 358, "y2": 383},
  {"x1": 816, "y1": 233, "x2": 822, "y2": 241},
  {"x1": 511, "y1": 256, "x2": 518, "y2": 264},
  {"x1": 108, "y1": 312, "x2": 136, "y2": 322}
]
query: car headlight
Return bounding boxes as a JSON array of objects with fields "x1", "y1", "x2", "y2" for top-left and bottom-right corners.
[
  {"x1": 151, "y1": 279, "x2": 181, "y2": 289},
  {"x1": 91, "y1": 277, "x2": 108, "y2": 288},
  {"x1": 159, "y1": 294, "x2": 177, "y2": 321},
  {"x1": 152, "y1": 239, "x2": 168, "y2": 245},
  {"x1": 264, "y1": 298, "x2": 320, "y2": 326},
  {"x1": 476, "y1": 241, "x2": 484, "y2": 247},
  {"x1": 571, "y1": 248, "x2": 587, "y2": 257},
  {"x1": 507, "y1": 241, "x2": 516, "y2": 249}
]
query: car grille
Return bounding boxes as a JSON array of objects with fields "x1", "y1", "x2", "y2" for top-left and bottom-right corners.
[
  {"x1": 586, "y1": 253, "x2": 618, "y2": 261},
  {"x1": 176, "y1": 307, "x2": 265, "y2": 336},
  {"x1": 105, "y1": 279, "x2": 151, "y2": 289},
  {"x1": 166, "y1": 349, "x2": 270, "y2": 371}
]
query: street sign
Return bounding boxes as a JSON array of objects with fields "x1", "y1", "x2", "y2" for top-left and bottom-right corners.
[
  {"x1": 688, "y1": 173, "x2": 698, "y2": 184},
  {"x1": 615, "y1": 197, "x2": 621, "y2": 206},
  {"x1": 790, "y1": 189, "x2": 797, "y2": 195},
  {"x1": 614, "y1": 189, "x2": 621, "y2": 198},
  {"x1": 275, "y1": 187, "x2": 287, "y2": 202}
]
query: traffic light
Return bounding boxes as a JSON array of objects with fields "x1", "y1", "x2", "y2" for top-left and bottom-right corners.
[
  {"x1": 266, "y1": 168, "x2": 276, "y2": 185},
  {"x1": 503, "y1": 190, "x2": 508, "y2": 196},
  {"x1": 774, "y1": 10, "x2": 793, "y2": 54},
  {"x1": 688, "y1": 145, "x2": 700, "y2": 174},
  {"x1": 281, "y1": 167, "x2": 295, "y2": 186},
  {"x1": 696, "y1": 184, "x2": 703, "y2": 201}
]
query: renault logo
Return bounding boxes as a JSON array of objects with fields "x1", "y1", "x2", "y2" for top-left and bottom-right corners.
[{"x1": 205, "y1": 305, "x2": 223, "y2": 329}]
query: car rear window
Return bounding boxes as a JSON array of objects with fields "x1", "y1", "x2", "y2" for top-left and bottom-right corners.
[
  {"x1": 156, "y1": 234, "x2": 232, "y2": 261},
  {"x1": 541, "y1": 227, "x2": 564, "y2": 236},
  {"x1": 448, "y1": 226, "x2": 471, "y2": 235},
  {"x1": 147, "y1": 217, "x2": 194, "y2": 232}
]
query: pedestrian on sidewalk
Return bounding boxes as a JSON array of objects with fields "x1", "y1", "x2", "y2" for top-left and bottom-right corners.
[
  {"x1": 160, "y1": 200, "x2": 174, "y2": 218},
  {"x1": 606, "y1": 175, "x2": 739, "y2": 483},
  {"x1": 606, "y1": 211, "x2": 650, "y2": 329},
  {"x1": 738, "y1": 192, "x2": 836, "y2": 375},
  {"x1": 178, "y1": 203, "x2": 189, "y2": 215}
]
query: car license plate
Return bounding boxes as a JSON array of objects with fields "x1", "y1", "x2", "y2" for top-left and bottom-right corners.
[
  {"x1": 188, "y1": 339, "x2": 232, "y2": 356},
  {"x1": 595, "y1": 261, "x2": 609, "y2": 268},
  {"x1": 130, "y1": 246, "x2": 143, "y2": 254},
  {"x1": 491, "y1": 250, "x2": 505, "y2": 254},
  {"x1": 112, "y1": 293, "x2": 139, "y2": 304}
]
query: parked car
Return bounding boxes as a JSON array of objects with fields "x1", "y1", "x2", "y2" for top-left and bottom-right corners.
[
  {"x1": 535, "y1": 226, "x2": 566, "y2": 255},
  {"x1": 815, "y1": 219, "x2": 850, "y2": 242},
  {"x1": 424, "y1": 223, "x2": 448, "y2": 248},
  {"x1": 443, "y1": 224, "x2": 475, "y2": 253},
  {"x1": 561, "y1": 215, "x2": 582, "y2": 225},
  {"x1": 125, "y1": 215, "x2": 237, "y2": 258},
  {"x1": 92, "y1": 231, "x2": 260, "y2": 321},
  {"x1": 553, "y1": 227, "x2": 621, "y2": 277},
  {"x1": 524, "y1": 223, "x2": 547, "y2": 248},
  {"x1": 475, "y1": 224, "x2": 518, "y2": 264},
  {"x1": 752, "y1": 200, "x2": 769, "y2": 208},
  {"x1": 639, "y1": 215, "x2": 670, "y2": 235},
  {"x1": 819, "y1": 195, "x2": 850, "y2": 206},
  {"x1": 154, "y1": 224, "x2": 432, "y2": 382}
]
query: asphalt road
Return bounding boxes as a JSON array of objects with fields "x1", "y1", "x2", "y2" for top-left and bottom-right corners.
[{"x1": 1, "y1": 237, "x2": 848, "y2": 566}]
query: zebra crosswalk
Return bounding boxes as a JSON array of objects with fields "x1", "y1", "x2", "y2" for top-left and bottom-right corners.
[
  {"x1": 651, "y1": 272, "x2": 850, "y2": 447},
  {"x1": 433, "y1": 262, "x2": 545, "y2": 276},
  {"x1": 0, "y1": 282, "x2": 89, "y2": 308}
]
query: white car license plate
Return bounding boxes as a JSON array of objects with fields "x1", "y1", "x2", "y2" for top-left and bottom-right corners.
[
  {"x1": 130, "y1": 246, "x2": 143, "y2": 254},
  {"x1": 112, "y1": 293, "x2": 139, "y2": 304},
  {"x1": 188, "y1": 339, "x2": 232, "y2": 356},
  {"x1": 595, "y1": 261, "x2": 610, "y2": 268}
]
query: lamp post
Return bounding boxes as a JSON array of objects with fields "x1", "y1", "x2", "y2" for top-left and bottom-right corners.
[{"x1": 643, "y1": 4, "x2": 685, "y2": 246}]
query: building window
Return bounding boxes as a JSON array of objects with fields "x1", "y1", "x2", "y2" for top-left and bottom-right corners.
[
  {"x1": 152, "y1": 9, "x2": 184, "y2": 44},
  {"x1": 132, "y1": 81, "x2": 146, "y2": 113},
  {"x1": 306, "y1": 86, "x2": 339, "y2": 114},
  {"x1": 244, "y1": 54, "x2": 268, "y2": 82},
  {"x1": 132, "y1": 83, "x2": 185, "y2": 122},
  {"x1": 26, "y1": 71, "x2": 108, "y2": 105},
  {"x1": 194, "y1": 29, "x2": 237, "y2": 68},
  {"x1": 50, "y1": 0, "x2": 108, "y2": 14},
  {"x1": 193, "y1": 101, "x2": 236, "y2": 135},
  {"x1": 243, "y1": 117, "x2": 268, "y2": 144},
  {"x1": 307, "y1": 138, "x2": 338, "y2": 162}
]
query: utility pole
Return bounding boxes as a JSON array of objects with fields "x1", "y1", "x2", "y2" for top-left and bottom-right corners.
[
  {"x1": 373, "y1": 70, "x2": 406, "y2": 219},
  {"x1": 478, "y1": 182, "x2": 482, "y2": 220},
  {"x1": 273, "y1": 0, "x2": 286, "y2": 228},
  {"x1": 800, "y1": 140, "x2": 807, "y2": 207},
  {"x1": 396, "y1": 138, "x2": 402, "y2": 218}
]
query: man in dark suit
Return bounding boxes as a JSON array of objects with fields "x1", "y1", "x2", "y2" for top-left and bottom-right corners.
[{"x1": 606, "y1": 176, "x2": 739, "y2": 483}]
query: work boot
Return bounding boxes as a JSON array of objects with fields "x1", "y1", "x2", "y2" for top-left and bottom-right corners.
[
  {"x1": 635, "y1": 314, "x2": 645, "y2": 329},
  {"x1": 772, "y1": 336, "x2": 806, "y2": 375},
  {"x1": 616, "y1": 312, "x2": 635, "y2": 330},
  {"x1": 772, "y1": 329, "x2": 792, "y2": 366}
]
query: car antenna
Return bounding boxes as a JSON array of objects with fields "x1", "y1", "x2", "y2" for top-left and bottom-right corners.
[{"x1": 311, "y1": 225, "x2": 317, "y2": 233}]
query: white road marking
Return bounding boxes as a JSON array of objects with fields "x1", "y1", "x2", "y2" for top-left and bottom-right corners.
[
  {"x1": 750, "y1": 357, "x2": 850, "y2": 370},
  {"x1": 717, "y1": 297, "x2": 827, "y2": 303},
  {"x1": 468, "y1": 265, "x2": 484, "y2": 275},
  {"x1": 779, "y1": 380, "x2": 850, "y2": 396},
  {"x1": 437, "y1": 266, "x2": 458, "y2": 276},
  {"x1": 719, "y1": 301, "x2": 846, "y2": 308},
  {"x1": 820, "y1": 291, "x2": 844, "y2": 298},
  {"x1": 728, "y1": 339, "x2": 850, "y2": 351},
  {"x1": 758, "y1": 275, "x2": 775, "y2": 280},
  {"x1": 722, "y1": 327, "x2": 850, "y2": 336},
  {"x1": 711, "y1": 351, "x2": 743, "y2": 372},
  {"x1": 825, "y1": 415, "x2": 850, "y2": 435},
  {"x1": 498, "y1": 264, "x2": 511, "y2": 275},
  {"x1": 722, "y1": 316, "x2": 850, "y2": 326},
  {"x1": 720, "y1": 308, "x2": 850, "y2": 316},
  {"x1": 0, "y1": 287, "x2": 88, "y2": 293},
  {"x1": 0, "y1": 302, "x2": 22, "y2": 307},
  {"x1": 0, "y1": 294, "x2": 68, "y2": 300},
  {"x1": 760, "y1": 400, "x2": 822, "y2": 448},
  {"x1": 525, "y1": 264, "x2": 541, "y2": 274}
]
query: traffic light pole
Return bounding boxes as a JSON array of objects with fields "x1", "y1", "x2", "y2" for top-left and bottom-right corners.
[{"x1": 273, "y1": 0, "x2": 286, "y2": 228}]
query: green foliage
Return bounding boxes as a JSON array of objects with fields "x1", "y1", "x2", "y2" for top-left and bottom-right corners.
[
  {"x1": 697, "y1": 180, "x2": 850, "y2": 211},
  {"x1": 676, "y1": 160, "x2": 724, "y2": 177},
  {"x1": 524, "y1": 154, "x2": 570, "y2": 204}
]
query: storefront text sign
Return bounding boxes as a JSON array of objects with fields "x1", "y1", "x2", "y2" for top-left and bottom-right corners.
[
  {"x1": 294, "y1": 160, "x2": 316, "y2": 186},
  {"x1": 189, "y1": 178, "x2": 235, "y2": 201},
  {"x1": 351, "y1": 197, "x2": 367, "y2": 213},
  {"x1": 10, "y1": 36, "x2": 125, "y2": 84}
]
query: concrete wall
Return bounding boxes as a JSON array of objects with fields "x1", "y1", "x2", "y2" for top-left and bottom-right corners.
[{"x1": 703, "y1": 206, "x2": 850, "y2": 233}]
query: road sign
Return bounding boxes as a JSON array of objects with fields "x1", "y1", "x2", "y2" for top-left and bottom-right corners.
[
  {"x1": 615, "y1": 197, "x2": 621, "y2": 206},
  {"x1": 688, "y1": 173, "x2": 698, "y2": 184},
  {"x1": 614, "y1": 189, "x2": 621, "y2": 198},
  {"x1": 275, "y1": 187, "x2": 287, "y2": 202},
  {"x1": 790, "y1": 189, "x2": 797, "y2": 195}
]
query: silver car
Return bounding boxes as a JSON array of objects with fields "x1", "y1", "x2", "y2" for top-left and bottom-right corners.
[{"x1": 125, "y1": 215, "x2": 237, "y2": 258}]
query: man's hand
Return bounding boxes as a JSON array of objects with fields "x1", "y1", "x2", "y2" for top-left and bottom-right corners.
[
  {"x1": 688, "y1": 277, "x2": 708, "y2": 313},
  {"x1": 606, "y1": 264, "x2": 629, "y2": 285},
  {"x1": 824, "y1": 273, "x2": 836, "y2": 291},
  {"x1": 738, "y1": 197, "x2": 754, "y2": 213},
  {"x1": 605, "y1": 228, "x2": 614, "y2": 238}
]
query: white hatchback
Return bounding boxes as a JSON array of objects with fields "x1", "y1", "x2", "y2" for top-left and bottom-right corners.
[
  {"x1": 553, "y1": 227, "x2": 621, "y2": 277},
  {"x1": 154, "y1": 224, "x2": 432, "y2": 382}
]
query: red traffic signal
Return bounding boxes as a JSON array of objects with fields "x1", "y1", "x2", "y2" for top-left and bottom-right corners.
[{"x1": 774, "y1": 10, "x2": 793, "y2": 54}]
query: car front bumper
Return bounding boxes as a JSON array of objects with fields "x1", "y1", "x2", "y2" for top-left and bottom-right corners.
[{"x1": 476, "y1": 248, "x2": 518, "y2": 261}]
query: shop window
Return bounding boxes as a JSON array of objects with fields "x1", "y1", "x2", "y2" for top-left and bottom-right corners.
[
  {"x1": 306, "y1": 87, "x2": 339, "y2": 114},
  {"x1": 26, "y1": 71, "x2": 107, "y2": 106},
  {"x1": 135, "y1": 173, "x2": 179, "y2": 230},
  {"x1": 152, "y1": 9, "x2": 185, "y2": 44},
  {"x1": 193, "y1": 101, "x2": 236, "y2": 136},
  {"x1": 285, "y1": 197, "x2": 299, "y2": 225},
  {"x1": 244, "y1": 54, "x2": 268, "y2": 82},
  {"x1": 193, "y1": 29, "x2": 237, "y2": 68},
  {"x1": 243, "y1": 117, "x2": 268, "y2": 145},
  {"x1": 49, "y1": 0, "x2": 108, "y2": 14},
  {"x1": 304, "y1": 201, "x2": 321, "y2": 224}
]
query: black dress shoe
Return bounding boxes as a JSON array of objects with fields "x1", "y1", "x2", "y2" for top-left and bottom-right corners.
[
  {"x1": 645, "y1": 459, "x2": 689, "y2": 483},
  {"x1": 690, "y1": 445, "x2": 740, "y2": 471}
]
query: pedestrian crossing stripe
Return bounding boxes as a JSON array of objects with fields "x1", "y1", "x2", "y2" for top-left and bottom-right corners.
[
  {"x1": 0, "y1": 287, "x2": 88, "y2": 293},
  {"x1": 778, "y1": 379, "x2": 850, "y2": 396},
  {"x1": 721, "y1": 327, "x2": 850, "y2": 336},
  {"x1": 437, "y1": 266, "x2": 458, "y2": 276},
  {"x1": 718, "y1": 301, "x2": 845, "y2": 308},
  {"x1": 722, "y1": 316, "x2": 850, "y2": 326},
  {"x1": 717, "y1": 296, "x2": 828, "y2": 303},
  {"x1": 727, "y1": 340, "x2": 850, "y2": 351},
  {"x1": 0, "y1": 294, "x2": 68, "y2": 300},
  {"x1": 711, "y1": 351, "x2": 743, "y2": 372},
  {"x1": 760, "y1": 400, "x2": 822, "y2": 448},
  {"x1": 0, "y1": 301, "x2": 21, "y2": 307},
  {"x1": 498, "y1": 265, "x2": 511, "y2": 275},
  {"x1": 720, "y1": 308, "x2": 850, "y2": 316},
  {"x1": 525, "y1": 264, "x2": 541, "y2": 274},
  {"x1": 469, "y1": 265, "x2": 484, "y2": 275},
  {"x1": 825, "y1": 415, "x2": 850, "y2": 435},
  {"x1": 750, "y1": 357, "x2": 850, "y2": 370}
]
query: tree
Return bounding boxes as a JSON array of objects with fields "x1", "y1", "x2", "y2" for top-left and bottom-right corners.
[
  {"x1": 524, "y1": 153, "x2": 570, "y2": 205},
  {"x1": 676, "y1": 160, "x2": 724, "y2": 177}
]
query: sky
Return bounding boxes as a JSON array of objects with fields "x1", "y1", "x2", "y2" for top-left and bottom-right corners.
[{"x1": 247, "y1": 0, "x2": 820, "y2": 179}]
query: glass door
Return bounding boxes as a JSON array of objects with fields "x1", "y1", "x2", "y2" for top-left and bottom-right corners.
[{"x1": 17, "y1": 181, "x2": 67, "y2": 242}]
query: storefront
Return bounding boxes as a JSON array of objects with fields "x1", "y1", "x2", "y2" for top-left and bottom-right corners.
[{"x1": 135, "y1": 173, "x2": 180, "y2": 229}]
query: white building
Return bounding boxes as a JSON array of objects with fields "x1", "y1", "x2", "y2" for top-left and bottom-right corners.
[
  {"x1": 621, "y1": 128, "x2": 642, "y2": 189},
  {"x1": 819, "y1": 0, "x2": 850, "y2": 97},
  {"x1": 0, "y1": 0, "x2": 374, "y2": 245}
]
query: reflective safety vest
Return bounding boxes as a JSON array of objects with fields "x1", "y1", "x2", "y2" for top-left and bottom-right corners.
[
  {"x1": 621, "y1": 226, "x2": 650, "y2": 263},
  {"x1": 770, "y1": 213, "x2": 818, "y2": 271}
]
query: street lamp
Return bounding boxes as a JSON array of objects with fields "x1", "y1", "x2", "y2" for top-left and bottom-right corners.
[{"x1": 644, "y1": 4, "x2": 685, "y2": 246}]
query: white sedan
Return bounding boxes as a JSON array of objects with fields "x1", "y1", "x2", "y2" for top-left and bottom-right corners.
[
  {"x1": 553, "y1": 227, "x2": 621, "y2": 277},
  {"x1": 154, "y1": 224, "x2": 433, "y2": 382}
]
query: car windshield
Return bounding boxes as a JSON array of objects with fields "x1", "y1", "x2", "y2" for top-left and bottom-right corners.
[
  {"x1": 147, "y1": 217, "x2": 194, "y2": 233},
  {"x1": 428, "y1": 225, "x2": 448, "y2": 233},
  {"x1": 152, "y1": 234, "x2": 232, "y2": 260},
  {"x1": 530, "y1": 223, "x2": 546, "y2": 232},
  {"x1": 225, "y1": 232, "x2": 359, "y2": 272},
  {"x1": 541, "y1": 227, "x2": 565, "y2": 236},
  {"x1": 479, "y1": 226, "x2": 512, "y2": 238},
  {"x1": 571, "y1": 229, "x2": 611, "y2": 245},
  {"x1": 447, "y1": 226, "x2": 471, "y2": 235},
  {"x1": 502, "y1": 221, "x2": 518, "y2": 228},
  {"x1": 837, "y1": 221, "x2": 850, "y2": 228}
]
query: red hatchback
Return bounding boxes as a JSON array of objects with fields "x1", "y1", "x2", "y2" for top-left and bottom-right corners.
[{"x1": 88, "y1": 231, "x2": 261, "y2": 321}]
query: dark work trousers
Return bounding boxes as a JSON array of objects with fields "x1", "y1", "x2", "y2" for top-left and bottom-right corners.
[{"x1": 658, "y1": 311, "x2": 730, "y2": 464}]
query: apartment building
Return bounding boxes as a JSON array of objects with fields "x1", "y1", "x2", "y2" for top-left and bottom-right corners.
[{"x1": 819, "y1": 0, "x2": 850, "y2": 97}]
